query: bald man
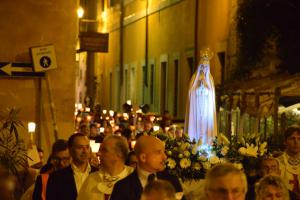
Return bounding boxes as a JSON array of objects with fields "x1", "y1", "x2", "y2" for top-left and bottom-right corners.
[{"x1": 110, "y1": 135, "x2": 184, "y2": 200}]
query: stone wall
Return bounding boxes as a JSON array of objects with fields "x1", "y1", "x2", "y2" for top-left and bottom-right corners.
[{"x1": 0, "y1": 0, "x2": 78, "y2": 155}]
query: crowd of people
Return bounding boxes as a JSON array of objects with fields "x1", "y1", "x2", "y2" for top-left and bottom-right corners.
[{"x1": 2, "y1": 104, "x2": 300, "y2": 200}]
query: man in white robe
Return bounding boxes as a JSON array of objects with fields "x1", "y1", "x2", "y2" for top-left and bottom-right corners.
[
  {"x1": 277, "y1": 125, "x2": 300, "y2": 198},
  {"x1": 77, "y1": 135, "x2": 134, "y2": 200}
]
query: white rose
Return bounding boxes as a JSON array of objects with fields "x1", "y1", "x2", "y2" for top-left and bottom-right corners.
[
  {"x1": 193, "y1": 162, "x2": 201, "y2": 170},
  {"x1": 198, "y1": 155, "x2": 208, "y2": 162},
  {"x1": 221, "y1": 146, "x2": 229, "y2": 156},
  {"x1": 184, "y1": 151, "x2": 190, "y2": 157},
  {"x1": 179, "y1": 158, "x2": 191, "y2": 169},
  {"x1": 167, "y1": 158, "x2": 176, "y2": 169},
  {"x1": 209, "y1": 155, "x2": 220, "y2": 165},
  {"x1": 202, "y1": 162, "x2": 211, "y2": 170}
]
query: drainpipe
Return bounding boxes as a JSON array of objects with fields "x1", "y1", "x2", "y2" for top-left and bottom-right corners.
[
  {"x1": 194, "y1": 0, "x2": 199, "y2": 69},
  {"x1": 85, "y1": 0, "x2": 98, "y2": 107},
  {"x1": 120, "y1": 0, "x2": 124, "y2": 109},
  {"x1": 145, "y1": 0, "x2": 149, "y2": 79}
]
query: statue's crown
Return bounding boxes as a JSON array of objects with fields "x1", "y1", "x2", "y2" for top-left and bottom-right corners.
[{"x1": 200, "y1": 48, "x2": 213, "y2": 64}]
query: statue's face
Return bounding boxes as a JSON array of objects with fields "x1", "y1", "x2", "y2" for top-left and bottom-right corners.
[{"x1": 200, "y1": 64, "x2": 208, "y2": 73}]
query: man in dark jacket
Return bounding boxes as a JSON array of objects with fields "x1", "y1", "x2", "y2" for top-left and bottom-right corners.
[
  {"x1": 46, "y1": 133, "x2": 97, "y2": 200},
  {"x1": 110, "y1": 135, "x2": 184, "y2": 200}
]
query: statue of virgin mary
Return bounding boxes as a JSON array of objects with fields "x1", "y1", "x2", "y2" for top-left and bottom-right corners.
[{"x1": 184, "y1": 48, "x2": 218, "y2": 145}]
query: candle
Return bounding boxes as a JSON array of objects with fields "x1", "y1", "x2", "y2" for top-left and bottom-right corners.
[
  {"x1": 136, "y1": 109, "x2": 142, "y2": 113},
  {"x1": 77, "y1": 103, "x2": 83, "y2": 110},
  {"x1": 90, "y1": 141, "x2": 101, "y2": 153},
  {"x1": 85, "y1": 107, "x2": 91, "y2": 112},
  {"x1": 114, "y1": 125, "x2": 119, "y2": 131},
  {"x1": 109, "y1": 110, "x2": 114, "y2": 117},
  {"x1": 28, "y1": 122, "x2": 36, "y2": 132},
  {"x1": 86, "y1": 115, "x2": 92, "y2": 121},
  {"x1": 103, "y1": 110, "x2": 107, "y2": 114},
  {"x1": 131, "y1": 140, "x2": 136, "y2": 149},
  {"x1": 126, "y1": 100, "x2": 132, "y2": 105},
  {"x1": 123, "y1": 113, "x2": 129, "y2": 120},
  {"x1": 28, "y1": 122, "x2": 36, "y2": 141},
  {"x1": 150, "y1": 116, "x2": 155, "y2": 122},
  {"x1": 76, "y1": 117, "x2": 82, "y2": 122},
  {"x1": 153, "y1": 125, "x2": 160, "y2": 131}
]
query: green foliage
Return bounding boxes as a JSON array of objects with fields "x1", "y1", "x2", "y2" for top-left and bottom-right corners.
[{"x1": 0, "y1": 108, "x2": 28, "y2": 180}]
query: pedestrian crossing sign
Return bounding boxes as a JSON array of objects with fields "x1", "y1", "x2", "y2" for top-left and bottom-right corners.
[{"x1": 31, "y1": 44, "x2": 57, "y2": 72}]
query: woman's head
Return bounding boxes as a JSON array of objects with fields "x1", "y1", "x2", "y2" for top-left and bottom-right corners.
[{"x1": 256, "y1": 175, "x2": 289, "y2": 200}]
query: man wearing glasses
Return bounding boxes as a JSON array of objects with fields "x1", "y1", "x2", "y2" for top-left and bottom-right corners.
[
  {"x1": 46, "y1": 133, "x2": 97, "y2": 200},
  {"x1": 33, "y1": 139, "x2": 71, "y2": 200}
]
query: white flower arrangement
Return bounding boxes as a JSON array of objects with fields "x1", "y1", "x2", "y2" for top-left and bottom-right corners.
[
  {"x1": 151, "y1": 131, "x2": 268, "y2": 181},
  {"x1": 212, "y1": 134, "x2": 268, "y2": 170}
]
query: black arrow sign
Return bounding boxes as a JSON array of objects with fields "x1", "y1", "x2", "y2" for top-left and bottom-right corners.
[{"x1": 0, "y1": 62, "x2": 45, "y2": 77}]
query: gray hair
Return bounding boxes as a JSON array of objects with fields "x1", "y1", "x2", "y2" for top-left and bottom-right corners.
[
  {"x1": 256, "y1": 175, "x2": 289, "y2": 200},
  {"x1": 204, "y1": 163, "x2": 247, "y2": 193},
  {"x1": 143, "y1": 180, "x2": 176, "y2": 200},
  {"x1": 104, "y1": 135, "x2": 129, "y2": 162}
]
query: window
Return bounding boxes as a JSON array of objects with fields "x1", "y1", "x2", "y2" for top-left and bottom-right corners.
[
  {"x1": 150, "y1": 64, "x2": 154, "y2": 104},
  {"x1": 174, "y1": 60, "x2": 179, "y2": 117},
  {"x1": 160, "y1": 62, "x2": 167, "y2": 114},
  {"x1": 143, "y1": 65, "x2": 148, "y2": 103},
  {"x1": 124, "y1": 69, "x2": 128, "y2": 100},
  {"x1": 109, "y1": 72, "x2": 112, "y2": 108}
]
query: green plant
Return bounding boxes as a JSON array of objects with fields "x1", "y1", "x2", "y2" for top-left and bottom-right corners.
[{"x1": 0, "y1": 108, "x2": 28, "y2": 180}]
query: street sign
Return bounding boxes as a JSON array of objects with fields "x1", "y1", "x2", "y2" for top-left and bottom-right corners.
[
  {"x1": 78, "y1": 32, "x2": 109, "y2": 52},
  {"x1": 0, "y1": 62, "x2": 45, "y2": 77},
  {"x1": 31, "y1": 44, "x2": 57, "y2": 72}
]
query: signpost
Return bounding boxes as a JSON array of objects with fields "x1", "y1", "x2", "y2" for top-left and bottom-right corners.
[
  {"x1": 31, "y1": 44, "x2": 57, "y2": 72},
  {"x1": 0, "y1": 62, "x2": 45, "y2": 77}
]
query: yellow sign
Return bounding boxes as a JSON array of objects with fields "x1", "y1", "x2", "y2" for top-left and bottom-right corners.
[{"x1": 31, "y1": 44, "x2": 57, "y2": 72}]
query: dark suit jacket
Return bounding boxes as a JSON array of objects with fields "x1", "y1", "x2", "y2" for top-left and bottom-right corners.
[
  {"x1": 32, "y1": 175, "x2": 43, "y2": 200},
  {"x1": 46, "y1": 165, "x2": 97, "y2": 200},
  {"x1": 110, "y1": 169, "x2": 185, "y2": 200}
]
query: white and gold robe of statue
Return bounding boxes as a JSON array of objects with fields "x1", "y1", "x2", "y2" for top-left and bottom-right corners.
[{"x1": 184, "y1": 63, "x2": 217, "y2": 145}]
